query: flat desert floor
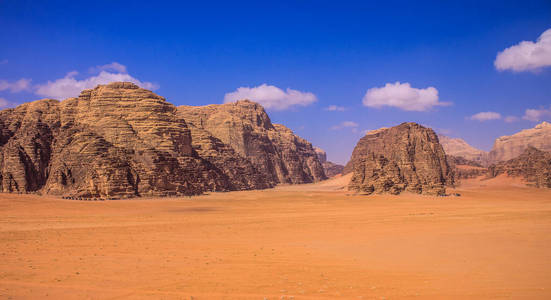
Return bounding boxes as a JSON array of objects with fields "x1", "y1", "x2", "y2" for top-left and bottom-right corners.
[{"x1": 1, "y1": 176, "x2": 551, "y2": 299}]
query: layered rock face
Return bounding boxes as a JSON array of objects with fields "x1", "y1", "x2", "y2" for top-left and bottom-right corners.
[
  {"x1": 314, "y1": 147, "x2": 344, "y2": 177},
  {"x1": 178, "y1": 100, "x2": 326, "y2": 185},
  {"x1": 447, "y1": 155, "x2": 487, "y2": 180},
  {"x1": 439, "y1": 135, "x2": 489, "y2": 166},
  {"x1": 347, "y1": 123, "x2": 453, "y2": 195},
  {"x1": 488, "y1": 121, "x2": 551, "y2": 164},
  {"x1": 0, "y1": 82, "x2": 273, "y2": 198},
  {"x1": 488, "y1": 147, "x2": 551, "y2": 188}
]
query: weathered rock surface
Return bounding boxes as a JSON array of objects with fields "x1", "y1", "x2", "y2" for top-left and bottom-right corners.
[
  {"x1": 314, "y1": 147, "x2": 344, "y2": 177},
  {"x1": 447, "y1": 155, "x2": 487, "y2": 180},
  {"x1": 0, "y1": 82, "x2": 274, "y2": 198},
  {"x1": 347, "y1": 123, "x2": 453, "y2": 195},
  {"x1": 439, "y1": 135, "x2": 489, "y2": 166},
  {"x1": 178, "y1": 100, "x2": 326, "y2": 185},
  {"x1": 488, "y1": 147, "x2": 551, "y2": 188},
  {"x1": 488, "y1": 121, "x2": 551, "y2": 164}
]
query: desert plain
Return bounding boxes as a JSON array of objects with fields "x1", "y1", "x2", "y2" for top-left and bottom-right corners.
[{"x1": 1, "y1": 175, "x2": 551, "y2": 299}]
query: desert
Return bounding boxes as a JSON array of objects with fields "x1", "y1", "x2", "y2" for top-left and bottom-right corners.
[
  {"x1": 1, "y1": 175, "x2": 551, "y2": 299},
  {"x1": 2, "y1": 2, "x2": 551, "y2": 299}
]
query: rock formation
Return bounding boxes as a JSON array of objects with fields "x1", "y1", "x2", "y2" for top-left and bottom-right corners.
[
  {"x1": 346, "y1": 123, "x2": 453, "y2": 195},
  {"x1": 314, "y1": 147, "x2": 344, "y2": 177},
  {"x1": 488, "y1": 147, "x2": 551, "y2": 188},
  {"x1": 0, "y1": 82, "x2": 276, "y2": 198},
  {"x1": 447, "y1": 155, "x2": 487, "y2": 180},
  {"x1": 488, "y1": 121, "x2": 551, "y2": 164},
  {"x1": 439, "y1": 135, "x2": 489, "y2": 166},
  {"x1": 178, "y1": 100, "x2": 326, "y2": 185}
]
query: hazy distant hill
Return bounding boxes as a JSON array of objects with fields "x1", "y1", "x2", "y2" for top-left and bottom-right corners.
[
  {"x1": 438, "y1": 135, "x2": 489, "y2": 166},
  {"x1": 488, "y1": 121, "x2": 551, "y2": 164}
]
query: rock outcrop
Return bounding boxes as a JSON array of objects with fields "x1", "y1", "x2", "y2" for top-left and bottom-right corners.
[
  {"x1": 346, "y1": 123, "x2": 453, "y2": 195},
  {"x1": 488, "y1": 121, "x2": 551, "y2": 164},
  {"x1": 439, "y1": 135, "x2": 489, "y2": 166},
  {"x1": 0, "y1": 82, "x2": 274, "y2": 198},
  {"x1": 178, "y1": 100, "x2": 326, "y2": 185},
  {"x1": 314, "y1": 147, "x2": 344, "y2": 177},
  {"x1": 488, "y1": 147, "x2": 551, "y2": 188},
  {"x1": 447, "y1": 155, "x2": 487, "y2": 180}
]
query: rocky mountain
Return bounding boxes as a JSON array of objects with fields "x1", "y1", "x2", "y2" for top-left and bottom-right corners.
[
  {"x1": 447, "y1": 155, "x2": 487, "y2": 180},
  {"x1": 488, "y1": 121, "x2": 551, "y2": 164},
  {"x1": 438, "y1": 135, "x2": 489, "y2": 166},
  {"x1": 488, "y1": 147, "x2": 551, "y2": 188},
  {"x1": 314, "y1": 147, "x2": 344, "y2": 177},
  {"x1": 346, "y1": 122, "x2": 453, "y2": 195},
  {"x1": 177, "y1": 100, "x2": 326, "y2": 185},
  {"x1": 1, "y1": 82, "x2": 327, "y2": 198}
]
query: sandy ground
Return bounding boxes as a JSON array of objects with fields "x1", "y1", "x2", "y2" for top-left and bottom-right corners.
[{"x1": 1, "y1": 177, "x2": 551, "y2": 299}]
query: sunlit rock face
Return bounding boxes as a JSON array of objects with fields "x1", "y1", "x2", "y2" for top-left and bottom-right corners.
[
  {"x1": 178, "y1": 100, "x2": 326, "y2": 185},
  {"x1": 0, "y1": 82, "x2": 274, "y2": 198},
  {"x1": 438, "y1": 134, "x2": 489, "y2": 167},
  {"x1": 347, "y1": 122, "x2": 453, "y2": 196},
  {"x1": 488, "y1": 147, "x2": 551, "y2": 188},
  {"x1": 488, "y1": 121, "x2": 551, "y2": 164}
]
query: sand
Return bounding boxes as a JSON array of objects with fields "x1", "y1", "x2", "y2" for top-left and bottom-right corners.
[{"x1": 1, "y1": 177, "x2": 551, "y2": 299}]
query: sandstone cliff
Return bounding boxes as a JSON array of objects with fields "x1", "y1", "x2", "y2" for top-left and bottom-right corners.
[
  {"x1": 347, "y1": 123, "x2": 453, "y2": 195},
  {"x1": 439, "y1": 135, "x2": 489, "y2": 166},
  {"x1": 0, "y1": 82, "x2": 273, "y2": 198},
  {"x1": 178, "y1": 100, "x2": 326, "y2": 185},
  {"x1": 488, "y1": 121, "x2": 551, "y2": 163},
  {"x1": 488, "y1": 147, "x2": 551, "y2": 188},
  {"x1": 447, "y1": 155, "x2": 487, "y2": 180},
  {"x1": 314, "y1": 147, "x2": 344, "y2": 177}
]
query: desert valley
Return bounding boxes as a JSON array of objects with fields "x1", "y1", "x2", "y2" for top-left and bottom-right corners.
[
  {"x1": 2, "y1": 2, "x2": 551, "y2": 299},
  {"x1": 1, "y1": 82, "x2": 551, "y2": 299}
]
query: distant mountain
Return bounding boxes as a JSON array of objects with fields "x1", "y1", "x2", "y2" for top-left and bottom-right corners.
[
  {"x1": 314, "y1": 147, "x2": 344, "y2": 177},
  {"x1": 488, "y1": 121, "x2": 551, "y2": 164},
  {"x1": 438, "y1": 135, "x2": 489, "y2": 166},
  {"x1": 488, "y1": 147, "x2": 551, "y2": 188}
]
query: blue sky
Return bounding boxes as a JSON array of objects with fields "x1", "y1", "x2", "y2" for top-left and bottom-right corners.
[{"x1": 1, "y1": 0, "x2": 550, "y2": 164}]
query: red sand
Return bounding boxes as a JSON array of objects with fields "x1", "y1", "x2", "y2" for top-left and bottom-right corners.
[{"x1": 1, "y1": 178, "x2": 551, "y2": 299}]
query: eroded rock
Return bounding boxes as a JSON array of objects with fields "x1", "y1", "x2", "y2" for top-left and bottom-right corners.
[
  {"x1": 346, "y1": 122, "x2": 453, "y2": 195},
  {"x1": 0, "y1": 82, "x2": 275, "y2": 198},
  {"x1": 488, "y1": 147, "x2": 551, "y2": 188},
  {"x1": 488, "y1": 121, "x2": 551, "y2": 164},
  {"x1": 178, "y1": 100, "x2": 326, "y2": 185}
]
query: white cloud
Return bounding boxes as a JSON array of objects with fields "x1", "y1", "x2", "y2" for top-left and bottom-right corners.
[
  {"x1": 89, "y1": 62, "x2": 127, "y2": 74},
  {"x1": 331, "y1": 121, "x2": 359, "y2": 130},
  {"x1": 504, "y1": 116, "x2": 519, "y2": 123},
  {"x1": 223, "y1": 84, "x2": 317, "y2": 110},
  {"x1": 362, "y1": 82, "x2": 450, "y2": 111},
  {"x1": 469, "y1": 111, "x2": 502, "y2": 121},
  {"x1": 0, "y1": 78, "x2": 32, "y2": 93},
  {"x1": 495, "y1": 28, "x2": 551, "y2": 72},
  {"x1": 522, "y1": 106, "x2": 551, "y2": 121},
  {"x1": 35, "y1": 69, "x2": 158, "y2": 100},
  {"x1": 0, "y1": 97, "x2": 9, "y2": 108},
  {"x1": 325, "y1": 105, "x2": 346, "y2": 111}
]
